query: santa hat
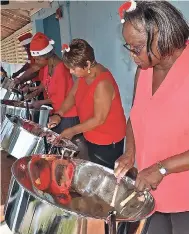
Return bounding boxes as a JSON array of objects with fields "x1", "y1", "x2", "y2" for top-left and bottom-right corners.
[
  {"x1": 119, "y1": 0, "x2": 137, "y2": 23},
  {"x1": 30, "y1": 32, "x2": 55, "y2": 57},
  {"x1": 18, "y1": 32, "x2": 33, "y2": 46},
  {"x1": 61, "y1": 44, "x2": 70, "y2": 53}
]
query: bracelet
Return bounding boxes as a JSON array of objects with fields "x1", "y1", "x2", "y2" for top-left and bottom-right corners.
[{"x1": 52, "y1": 113, "x2": 62, "y2": 119}]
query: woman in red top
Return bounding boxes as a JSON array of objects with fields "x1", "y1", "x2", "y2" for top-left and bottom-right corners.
[
  {"x1": 12, "y1": 33, "x2": 45, "y2": 101},
  {"x1": 12, "y1": 33, "x2": 35, "y2": 80},
  {"x1": 12, "y1": 33, "x2": 43, "y2": 97},
  {"x1": 115, "y1": 1, "x2": 189, "y2": 234},
  {"x1": 48, "y1": 39, "x2": 126, "y2": 169},
  {"x1": 28, "y1": 32, "x2": 78, "y2": 133}
]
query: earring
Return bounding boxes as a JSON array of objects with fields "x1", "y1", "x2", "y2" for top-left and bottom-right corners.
[{"x1": 88, "y1": 69, "x2": 91, "y2": 74}]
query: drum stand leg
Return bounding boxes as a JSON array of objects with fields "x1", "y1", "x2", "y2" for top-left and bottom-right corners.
[
  {"x1": 77, "y1": 219, "x2": 82, "y2": 234},
  {"x1": 81, "y1": 219, "x2": 87, "y2": 234},
  {"x1": 76, "y1": 218, "x2": 87, "y2": 234},
  {"x1": 107, "y1": 211, "x2": 116, "y2": 234},
  {"x1": 139, "y1": 218, "x2": 151, "y2": 234}
]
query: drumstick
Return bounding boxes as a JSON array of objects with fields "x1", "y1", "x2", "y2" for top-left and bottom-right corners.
[
  {"x1": 120, "y1": 191, "x2": 137, "y2": 207},
  {"x1": 61, "y1": 148, "x2": 66, "y2": 159},
  {"x1": 110, "y1": 184, "x2": 119, "y2": 207},
  {"x1": 110, "y1": 175, "x2": 122, "y2": 207}
]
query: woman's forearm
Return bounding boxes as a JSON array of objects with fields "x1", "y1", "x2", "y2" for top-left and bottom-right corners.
[
  {"x1": 13, "y1": 63, "x2": 30, "y2": 77},
  {"x1": 67, "y1": 116, "x2": 104, "y2": 135},
  {"x1": 15, "y1": 65, "x2": 40, "y2": 85},
  {"x1": 38, "y1": 99, "x2": 52, "y2": 106},
  {"x1": 56, "y1": 94, "x2": 75, "y2": 116},
  {"x1": 162, "y1": 150, "x2": 189, "y2": 175},
  {"x1": 16, "y1": 71, "x2": 39, "y2": 85}
]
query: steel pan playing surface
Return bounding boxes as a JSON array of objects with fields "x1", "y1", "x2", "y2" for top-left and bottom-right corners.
[{"x1": 12, "y1": 155, "x2": 155, "y2": 222}]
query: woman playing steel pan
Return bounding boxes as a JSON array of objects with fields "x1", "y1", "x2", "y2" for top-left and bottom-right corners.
[
  {"x1": 11, "y1": 33, "x2": 45, "y2": 100},
  {"x1": 114, "y1": 1, "x2": 189, "y2": 233},
  {"x1": 26, "y1": 32, "x2": 78, "y2": 133},
  {"x1": 48, "y1": 39, "x2": 126, "y2": 169}
]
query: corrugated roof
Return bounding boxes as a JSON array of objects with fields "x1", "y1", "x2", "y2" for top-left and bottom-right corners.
[
  {"x1": 1, "y1": 0, "x2": 52, "y2": 40},
  {"x1": 1, "y1": 9, "x2": 31, "y2": 40}
]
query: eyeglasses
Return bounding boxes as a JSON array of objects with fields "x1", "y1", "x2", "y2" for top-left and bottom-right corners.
[{"x1": 123, "y1": 43, "x2": 145, "y2": 56}]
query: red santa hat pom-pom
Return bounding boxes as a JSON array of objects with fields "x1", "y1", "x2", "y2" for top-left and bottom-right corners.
[
  {"x1": 118, "y1": 0, "x2": 137, "y2": 23},
  {"x1": 61, "y1": 44, "x2": 70, "y2": 53}
]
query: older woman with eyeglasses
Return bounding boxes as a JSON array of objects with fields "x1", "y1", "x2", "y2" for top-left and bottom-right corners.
[
  {"x1": 114, "y1": 1, "x2": 189, "y2": 234},
  {"x1": 123, "y1": 43, "x2": 145, "y2": 58}
]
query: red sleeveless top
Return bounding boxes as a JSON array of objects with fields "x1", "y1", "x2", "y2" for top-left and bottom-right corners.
[{"x1": 75, "y1": 71, "x2": 126, "y2": 145}]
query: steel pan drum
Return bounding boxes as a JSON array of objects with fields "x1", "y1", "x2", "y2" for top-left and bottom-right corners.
[
  {"x1": 0, "y1": 76, "x2": 12, "y2": 90},
  {"x1": 4, "y1": 155, "x2": 155, "y2": 234},
  {"x1": 1, "y1": 115, "x2": 79, "y2": 159},
  {"x1": 1, "y1": 100, "x2": 52, "y2": 126},
  {"x1": 1, "y1": 77, "x2": 22, "y2": 100},
  {"x1": 0, "y1": 87, "x2": 23, "y2": 101}
]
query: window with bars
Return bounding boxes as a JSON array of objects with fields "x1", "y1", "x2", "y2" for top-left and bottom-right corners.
[{"x1": 1, "y1": 23, "x2": 32, "y2": 64}]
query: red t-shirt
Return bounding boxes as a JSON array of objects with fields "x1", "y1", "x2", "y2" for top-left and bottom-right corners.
[
  {"x1": 37, "y1": 68, "x2": 48, "y2": 99},
  {"x1": 42, "y1": 62, "x2": 77, "y2": 117}
]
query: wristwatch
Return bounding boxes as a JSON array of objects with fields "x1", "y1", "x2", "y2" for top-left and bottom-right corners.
[{"x1": 157, "y1": 161, "x2": 168, "y2": 176}]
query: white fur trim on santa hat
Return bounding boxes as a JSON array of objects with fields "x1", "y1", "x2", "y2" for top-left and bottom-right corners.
[
  {"x1": 30, "y1": 44, "x2": 53, "y2": 57},
  {"x1": 50, "y1": 39, "x2": 55, "y2": 45},
  {"x1": 61, "y1": 47, "x2": 70, "y2": 53},
  {"x1": 20, "y1": 38, "x2": 32, "y2": 46},
  {"x1": 127, "y1": 0, "x2": 136, "y2": 12}
]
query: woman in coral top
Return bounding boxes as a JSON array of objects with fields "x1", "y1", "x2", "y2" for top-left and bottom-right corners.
[
  {"x1": 48, "y1": 39, "x2": 126, "y2": 169},
  {"x1": 28, "y1": 32, "x2": 78, "y2": 133},
  {"x1": 115, "y1": 1, "x2": 189, "y2": 233}
]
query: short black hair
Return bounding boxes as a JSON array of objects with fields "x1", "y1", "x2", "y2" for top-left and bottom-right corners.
[
  {"x1": 62, "y1": 39, "x2": 95, "y2": 69},
  {"x1": 123, "y1": 1, "x2": 189, "y2": 61}
]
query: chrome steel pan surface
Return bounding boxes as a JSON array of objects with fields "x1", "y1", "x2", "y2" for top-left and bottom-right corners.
[
  {"x1": 1, "y1": 100, "x2": 52, "y2": 126},
  {"x1": 0, "y1": 87, "x2": 23, "y2": 101},
  {"x1": 12, "y1": 155, "x2": 155, "y2": 222},
  {"x1": 1, "y1": 115, "x2": 79, "y2": 158},
  {"x1": 0, "y1": 77, "x2": 23, "y2": 100}
]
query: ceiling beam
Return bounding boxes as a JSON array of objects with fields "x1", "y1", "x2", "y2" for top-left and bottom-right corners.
[
  {"x1": 4, "y1": 9, "x2": 30, "y2": 20},
  {"x1": 1, "y1": 22, "x2": 32, "y2": 41},
  {"x1": 1, "y1": 10, "x2": 30, "y2": 22},
  {"x1": 0, "y1": 1, "x2": 51, "y2": 9},
  {"x1": 1, "y1": 25, "x2": 15, "y2": 32},
  {"x1": 1, "y1": 15, "x2": 26, "y2": 30}
]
